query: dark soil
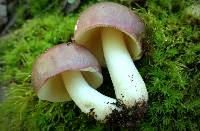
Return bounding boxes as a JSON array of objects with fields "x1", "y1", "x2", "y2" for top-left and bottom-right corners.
[{"x1": 105, "y1": 101, "x2": 147, "y2": 128}]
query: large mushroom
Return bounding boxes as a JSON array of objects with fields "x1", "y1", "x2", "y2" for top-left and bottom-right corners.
[
  {"x1": 31, "y1": 43, "x2": 120, "y2": 122},
  {"x1": 74, "y1": 2, "x2": 148, "y2": 109}
]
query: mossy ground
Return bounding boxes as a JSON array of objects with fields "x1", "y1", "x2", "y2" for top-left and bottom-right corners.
[{"x1": 0, "y1": 0, "x2": 199, "y2": 130}]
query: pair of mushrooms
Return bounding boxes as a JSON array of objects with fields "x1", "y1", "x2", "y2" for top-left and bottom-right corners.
[{"x1": 32, "y1": 2, "x2": 148, "y2": 125}]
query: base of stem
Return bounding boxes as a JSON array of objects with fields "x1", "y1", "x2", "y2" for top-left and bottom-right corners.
[{"x1": 105, "y1": 100, "x2": 148, "y2": 127}]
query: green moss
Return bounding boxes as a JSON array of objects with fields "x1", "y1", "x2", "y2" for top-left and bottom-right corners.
[
  {"x1": 0, "y1": 0, "x2": 200, "y2": 130},
  {"x1": 15, "y1": 0, "x2": 63, "y2": 26},
  {"x1": 137, "y1": 1, "x2": 200, "y2": 130},
  {"x1": 0, "y1": 12, "x2": 80, "y2": 130}
]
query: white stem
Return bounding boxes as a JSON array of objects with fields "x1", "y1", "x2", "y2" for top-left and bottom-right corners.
[
  {"x1": 61, "y1": 70, "x2": 120, "y2": 121},
  {"x1": 101, "y1": 28, "x2": 148, "y2": 107}
]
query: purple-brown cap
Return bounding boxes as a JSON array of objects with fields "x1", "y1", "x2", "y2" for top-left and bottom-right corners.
[
  {"x1": 74, "y1": 2, "x2": 145, "y2": 66},
  {"x1": 32, "y1": 43, "x2": 103, "y2": 102}
]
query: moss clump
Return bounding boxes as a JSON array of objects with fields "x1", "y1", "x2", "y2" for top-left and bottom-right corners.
[
  {"x1": 0, "y1": 13, "x2": 82, "y2": 130},
  {"x1": 137, "y1": 1, "x2": 200, "y2": 130},
  {"x1": 15, "y1": 0, "x2": 63, "y2": 26},
  {"x1": 0, "y1": 0, "x2": 200, "y2": 130}
]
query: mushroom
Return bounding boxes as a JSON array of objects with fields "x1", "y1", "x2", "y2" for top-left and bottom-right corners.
[
  {"x1": 31, "y1": 43, "x2": 121, "y2": 122},
  {"x1": 74, "y1": 2, "x2": 148, "y2": 108}
]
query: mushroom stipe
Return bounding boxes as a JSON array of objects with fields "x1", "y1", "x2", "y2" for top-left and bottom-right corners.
[{"x1": 84, "y1": 68, "x2": 148, "y2": 127}]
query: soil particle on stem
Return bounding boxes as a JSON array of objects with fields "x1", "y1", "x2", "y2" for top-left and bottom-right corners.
[
  {"x1": 105, "y1": 101, "x2": 148, "y2": 128},
  {"x1": 88, "y1": 100, "x2": 148, "y2": 128}
]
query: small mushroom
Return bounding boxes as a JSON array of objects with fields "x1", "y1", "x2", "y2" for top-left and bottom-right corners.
[
  {"x1": 74, "y1": 2, "x2": 148, "y2": 108},
  {"x1": 62, "y1": 0, "x2": 81, "y2": 14},
  {"x1": 32, "y1": 43, "x2": 120, "y2": 122}
]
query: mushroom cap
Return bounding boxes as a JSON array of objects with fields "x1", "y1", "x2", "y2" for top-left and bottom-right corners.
[
  {"x1": 74, "y1": 2, "x2": 145, "y2": 66},
  {"x1": 32, "y1": 43, "x2": 103, "y2": 102}
]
